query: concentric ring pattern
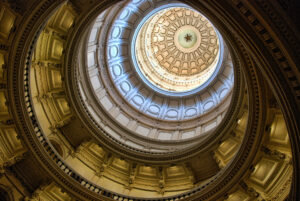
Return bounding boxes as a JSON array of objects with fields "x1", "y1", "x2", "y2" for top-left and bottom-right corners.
[
  {"x1": 78, "y1": 0, "x2": 234, "y2": 152},
  {"x1": 7, "y1": 0, "x2": 293, "y2": 200},
  {"x1": 134, "y1": 7, "x2": 221, "y2": 93}
]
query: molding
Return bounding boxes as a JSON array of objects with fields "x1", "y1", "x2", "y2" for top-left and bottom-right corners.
[{"x1": 4, "y1": 0, "x2": 299, "y2": 200}]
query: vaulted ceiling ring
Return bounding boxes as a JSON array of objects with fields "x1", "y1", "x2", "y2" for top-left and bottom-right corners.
[{"x1": 5, "y1": 0, "x2": 297, "y2": 200}]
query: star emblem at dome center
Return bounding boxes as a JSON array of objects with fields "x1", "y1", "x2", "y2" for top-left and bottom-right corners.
[{"x1": 184, "y1": 34, "x2": 192, "y2": 42}]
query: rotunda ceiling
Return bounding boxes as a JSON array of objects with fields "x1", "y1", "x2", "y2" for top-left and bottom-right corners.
[
  {"x1": 5, "y1": 0, "x2": 296, "y2": 200},
  {"x1": 134, "y1": 7, "x2": 221, "y2": 94},
  {"x1": 68, "y1": 1, "x2": 236, "y2": 154}
]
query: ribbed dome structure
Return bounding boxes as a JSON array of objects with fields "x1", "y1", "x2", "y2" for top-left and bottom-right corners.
[
  {"x1": 133, "y1": 6, "x2": 221, "y2": 93},
  {"x1": 74, "y1": 1, "x2": 235, "y2": 153},
  {"x1": 0, "y1": 0, "x2": 298, "y2": 200}
]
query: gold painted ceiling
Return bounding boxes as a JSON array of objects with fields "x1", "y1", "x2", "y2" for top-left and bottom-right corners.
[
  {"x1": 0, "y1": 0, "x2": 299, "y2": 201},
  {"x1": 135, "y1": 7, "x2": 220, "y2": 92}
]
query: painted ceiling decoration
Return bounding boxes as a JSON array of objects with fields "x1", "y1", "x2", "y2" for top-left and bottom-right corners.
[
  {"x1": 76, "y1": 1, "x2": 234, "y2": 153},
  {"x1": 0, "y1": 0, "x2": 299, "y2": 201},
  {"x1": 134, "y1": 6, "x2": 221, "y2": 93}
]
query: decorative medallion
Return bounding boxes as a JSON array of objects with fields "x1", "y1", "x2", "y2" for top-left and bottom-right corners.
[{"x1": 133, "y1": 7, "x2": 221, "y2": 94}]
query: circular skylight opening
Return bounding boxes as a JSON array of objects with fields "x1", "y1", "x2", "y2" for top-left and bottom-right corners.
[{"x1": 131, "y1": 5, "x2": 224, "y2": 97}]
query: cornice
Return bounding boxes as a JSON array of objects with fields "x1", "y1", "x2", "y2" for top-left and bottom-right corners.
[
  {"x1": 4, "y1": 0, "x2": 299, "y2": 200},
  {"x1": 64, "y1": 2, "x2": 244, "y2": 163},
  {"x1": 19, "y1": 1, "x2": 262, "y2": 200}
]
